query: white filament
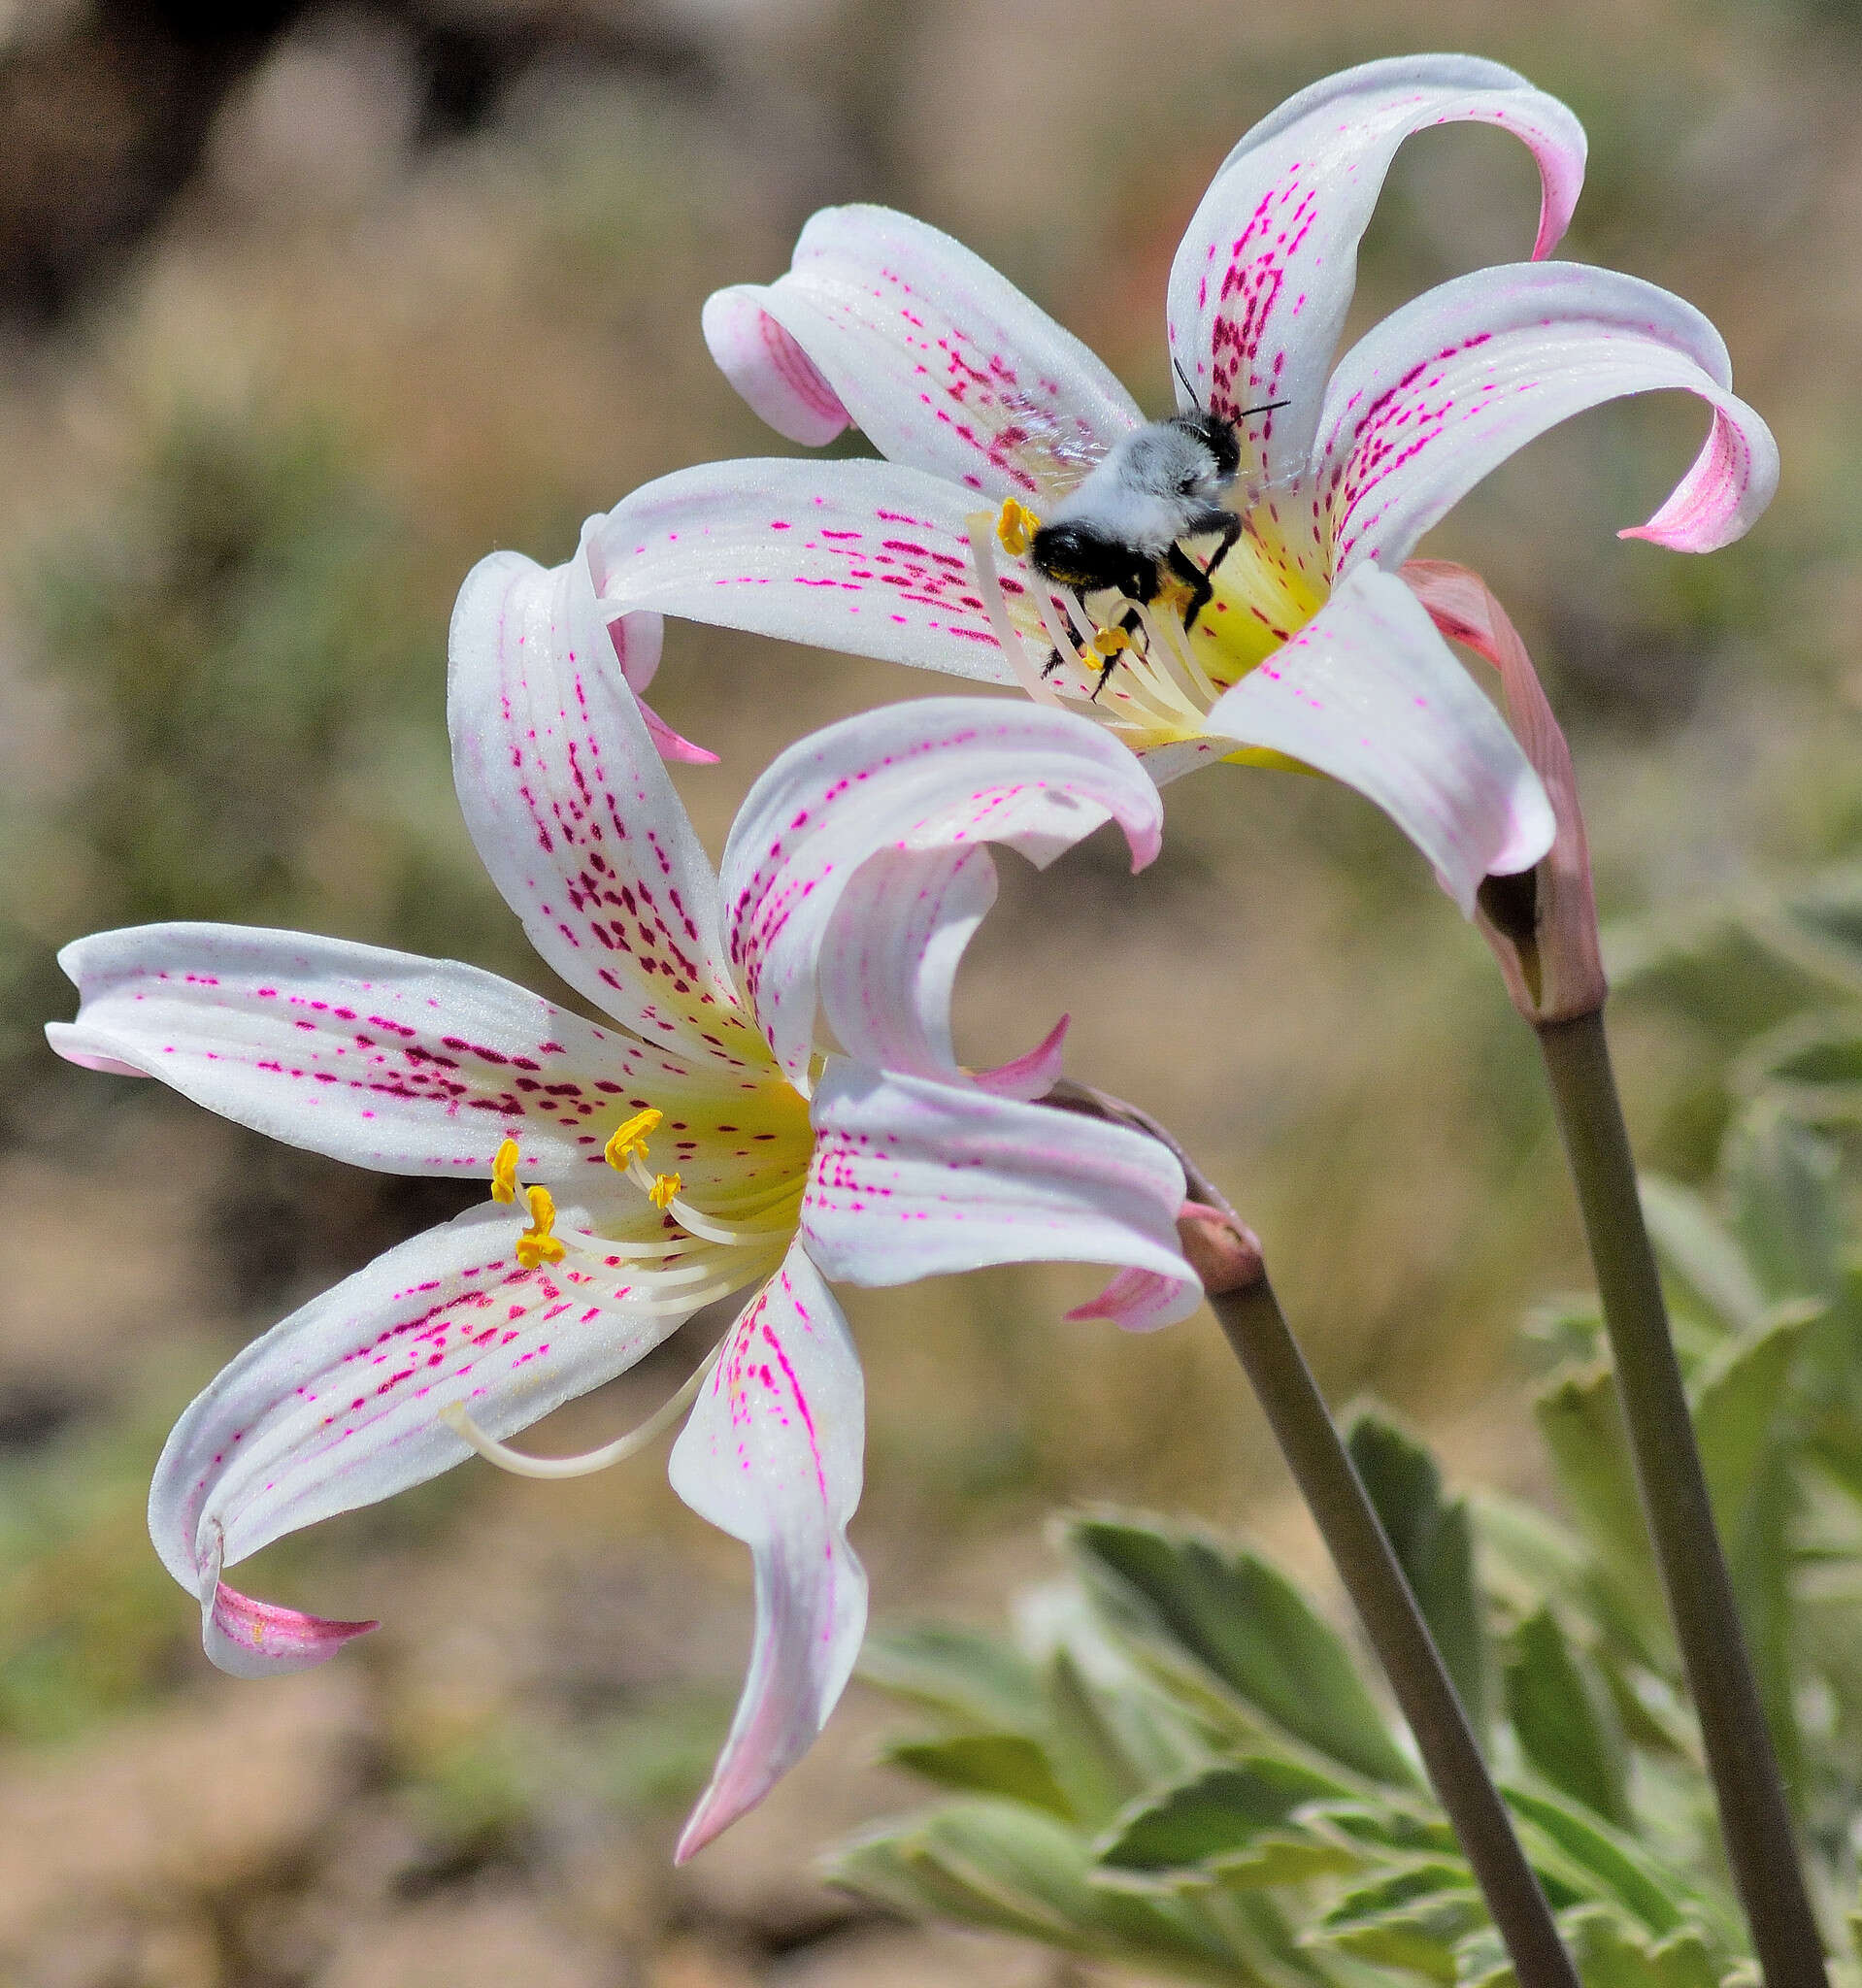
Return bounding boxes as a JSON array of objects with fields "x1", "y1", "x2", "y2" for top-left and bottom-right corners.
[{"x1": 441, "y1": 1338, "x2": 726, "y2": 1479}]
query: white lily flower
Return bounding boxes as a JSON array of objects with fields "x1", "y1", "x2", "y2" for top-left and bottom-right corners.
[
  {"x1": 583, "y1": 54, "x2": 1777, "y2": 915},
  {"x1": 46, "y1": 530, "x2": 1197, "y2": 1860}
]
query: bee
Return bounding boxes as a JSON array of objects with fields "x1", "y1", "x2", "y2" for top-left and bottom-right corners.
[{"x1": 1025, "y1": 370, "x2": 1287, "y2": 698}]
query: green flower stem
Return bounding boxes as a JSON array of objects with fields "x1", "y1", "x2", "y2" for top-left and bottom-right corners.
[
  {"x1": 1210, "y1": 1276, "x2": 1579, "y2": 1988},
  {"x1": 1537, "y1": 1010, "x2": 1828, "y2": 1985}
]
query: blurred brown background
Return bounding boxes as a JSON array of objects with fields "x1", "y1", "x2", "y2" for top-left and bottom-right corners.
[{"x1": 0, "y1": 0, "x2": 1853, "y2": 1981}]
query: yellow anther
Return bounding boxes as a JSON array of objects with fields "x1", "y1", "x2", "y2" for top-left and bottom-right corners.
[
  {"x1": 1088, "y1": 624, "x2": 1133, "y2": 660},
  {"x1": 604, "y1": 1108, "x2": 664, "y2": 1172},
  {"x1": 995, "y1": 498, "x2": 1040, "y2": 558},
  {"x1": 515, "y1": 1183, "x2": 565, "y2": 1269},
  {"x1": 1155, "y1": 578, "x2": 1196, "y2": 616},
  {"x1": 648, "y1": 1172, "x2": 682, "y2": 1210},
  {"x1": 490, "y1": 1138, "x2": 521, "y2": 1205}
]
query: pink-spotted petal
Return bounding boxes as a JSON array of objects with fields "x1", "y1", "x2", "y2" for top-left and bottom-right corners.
[
  {"x1": 1167, "y1": 54, "x2": 1585, "y2": 489},
  {"x1": 801, "y1": 1060, "x2": 1198, "y2": 1325},
  {"x1": 589, "y1": 459, "x2": 1014, "y2": 682},
  {"x1": 48, "y1": 923, "x2": 672, "y2": 1177},
  {"x1": 449, "y1": 539, "x2": 765, "y2": 1068},
  {"x1": 1319, "y1": 261, "x2": 1779, "y2": 573},
  {"x1": 667, "y1": 1245, "x2": 866, "y2": 1860},
  {"x1": 199, "y1": 1530, "x2": 376, "y2": 1680},
  {"x1": 1201, "y1": 567, "x2": 1554, "y2": 914},
  {"x1": 710, "y1": 205, "x2": 1142, "y2": 499},
  {"x1": 1066, "y1": 1264, "x2": 1197, "y2": 1335},
  {"x1": 702, "y1": 283, "x2": 853, "y2": 446},
  {"x1": 815, "y1": 845, "x2": 1073, "y2": 1096},
  {"x1": 814, "y1": 844, "x2": 982, "y2": 1079},
  {"x1": 150, "y1": 1202, "x2": 695, "y2": 1671},
  {"x1": 719, "y1": 699, "x2": 1162, "y2": 1090}
]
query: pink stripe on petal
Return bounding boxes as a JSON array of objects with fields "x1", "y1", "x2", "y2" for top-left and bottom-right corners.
[
  {"x1": 152, "y1": 1203, "x2": 697, "y2": 1648},
  {"x1": 802, "y1": 1062, "x2": 1195, "y2": 1303},
  {"x1": 449, "y1": 541, "x2": 765, "y2": 1066},
  {"x1": 205, "y1": 1578, "x2": 377, "y2": 1680},
  {"x1": 1618, "y1": 404, "x2": 1764, "y2": 552},
  {"x1": 1201, "y1": 568, "x2": 1553, "y2": 913},
  {"x1": 1065, "y1": 1262, "x2": 1197, "y2": 1334},
  {"x1": 590, "y1": 459, "x2": 1015, "y2": 683},
  {"x1": 743, "y1": 205, "x2": 1143, "y2": 499},
  {"x1": 668, "y1": 1246, "x2": 866, "y2": 1858},
  {"x1": 1317, "y1": 262, "x2": 1778, "y2": 575},
  {"x1": 1167, "y1": 55, "x2": 1586, "y2": 492},
  {"x1": 703, "y1": 284, "x2": 853, "y2": 447},
  {"x1": 637, "y1": 693, "x2": 720, "y2": 766},
  {"x1": 720, "y1": 700, "x2": 1161, "y2": 1089},
  {"x1": 51, "y1": 922, "x2": 653, "y2": 1177}
]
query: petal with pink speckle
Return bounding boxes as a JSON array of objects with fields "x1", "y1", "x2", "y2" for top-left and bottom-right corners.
[
  {"x1": 706, "y1": 205, "x2": 1141, "y2": 499},
  {"x1": 1202, "y1": 567, "x2": 1553, "y2": 914},
  {"x1": 449, "y1": 540, "x2": 763, "y2": 1068},
  {"x1": 719, "y1": 698, "x2": 1161, "y2": 1090},
  {"x1": 1316, "y1": 261, "x2": 1779, "y2": 574},
  {"x1": 150, "y1": 1202, "x2": 695, "y2": 1675},
  {"x1": 590, "y1": 459, "x2": 1014, "y2": 682},
  {"x1": 800, "y1": 1061, "x2": 1197, "y2": 1327},
  {"x1": 667, "y1": 1244, "x2": 866, "y2": 1860},
  {"x1": 49, "y1": 922, "x2": 668, "y2": 1178},
  {"x1": 1167, "y1": 54, "x2": 1585, "y2": 489}
]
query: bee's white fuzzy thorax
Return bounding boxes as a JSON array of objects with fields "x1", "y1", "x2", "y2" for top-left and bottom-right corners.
[{"x1": 1045, "y1": 422, "x2": 1233, "y2": 556}]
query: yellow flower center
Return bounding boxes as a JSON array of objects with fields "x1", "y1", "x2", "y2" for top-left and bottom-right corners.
[{"x1": 976, "y1": 489, "x2": 1328, "y2": 766}]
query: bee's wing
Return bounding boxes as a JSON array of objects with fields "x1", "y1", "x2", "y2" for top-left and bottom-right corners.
[{"x1": 995, "y1": 388, "x2": 1112, "y2": 498}]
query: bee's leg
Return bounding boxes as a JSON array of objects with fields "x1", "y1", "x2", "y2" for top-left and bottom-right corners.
[
  {"x1": 1174, "y1": 513, "x2": 1244, "y2": 630},
  {"x1": 1202, "y1": 511, "x2": 1244, "y2": 577},
  {"x1": 1165, "y1": 542, "x2": 1216, "y2": 631}
]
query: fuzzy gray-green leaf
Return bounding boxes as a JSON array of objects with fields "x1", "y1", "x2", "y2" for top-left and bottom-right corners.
[{"x1": 1069, "y1": 1516, "x2": 1413, "y2": 1786}]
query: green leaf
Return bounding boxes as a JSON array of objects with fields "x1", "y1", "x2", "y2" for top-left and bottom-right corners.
[
  {"x1": 1533, "y1": 1370, "x2": 1670, "y2": 1663},
  {"x1": 1558, "y1": 1904, "x2": 1720, "y2": 1988},
  {"x1": 1501, "y1": 1786, "x2": 1694, "y2": 1936},
  {"x1": 1636, "y1": 1175, "x2": 1768, "y2": 1335},
  {"x1": 883, "y1": 1733, "x2": 1076, "y2": 1818},
  {"x1": 857, "y1": 1621, "x2": 1046, "y2": 1735},
  {"x1": 1347, "y1": 1410, "x2": 1490, "y2": 1736},
  {"x1": 825, "y1": 1799, "x2": 1292, "y2": 1984},
  {"x1": 1312, "y1": 1864, "x2": 1485, "y2": 1983},
  {"x1": 1096, "y1": 1758, "x2": 1350, "y2": 1872},
  {"x1": 825, "y1": 1801, "x2": 1102, "y2": 1947},
  {"x1": 1040, "y1": 1648, "x2": 1150, "y2": 1830},
  {"x1": 1735, "y1": 1011, "x2": 1862, "y2": 1130},
  {"x1": 1692, "y1": 1310, "x2": 1816, "y2": 1804},
  {"x1": 1206, "y1": 1834, "x2": 1366, "y2": 1891},
  {"x1": 1503, "y1": 1607, "x2": 1630, "y2": 1827},
  {"x1": 1723, "y1": 1101, "x2": 1842, "y2": 1303},
  {"x1": 1070, "y1": 1516, "x2": 1413, "y2": 1786},
  {"x1": 1777, "y1": 869, "x2": 1862, "y2": 988}
]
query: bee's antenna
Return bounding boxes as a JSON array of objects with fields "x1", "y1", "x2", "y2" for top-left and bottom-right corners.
[
  {"x1": 1172, "y1": 355, "x2": 1203, "y2": 412},
  {"x1": 1234, "y1": 398, "x2": 1290, "y2": 420}
]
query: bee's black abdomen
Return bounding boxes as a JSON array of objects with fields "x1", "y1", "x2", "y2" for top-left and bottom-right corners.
[{"x1": 1029, "y1": 522, "x2": 1157, "y2": 602}]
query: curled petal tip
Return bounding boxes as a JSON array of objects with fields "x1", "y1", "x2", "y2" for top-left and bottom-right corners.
[
  {"x1": 204, "y1": 1578, "x2": 377, "y2": 1680},
  {"x1": 974, "y1": 1012, "x2": 1070, "y2": 1102},
  {"x1": 638, "y1": 695, "x2": 720, "y2": 765},
  {"x1": 1065, "y1": 1260, "x2": 1203, "y2": 1333}
]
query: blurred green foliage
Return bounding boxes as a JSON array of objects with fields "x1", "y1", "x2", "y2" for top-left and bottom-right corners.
[{"x1": 835, "y1": 957, "x2": 1862, "y2": 1976}]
